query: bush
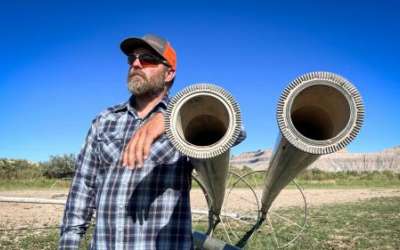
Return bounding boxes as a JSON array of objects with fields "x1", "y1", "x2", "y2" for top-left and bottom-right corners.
[
  {"x1": 41, "y1": 154, "x2": 76, "y2": 178},
  {"x1": 0, "y1": 159, "x2": 42, "y2": 179}
]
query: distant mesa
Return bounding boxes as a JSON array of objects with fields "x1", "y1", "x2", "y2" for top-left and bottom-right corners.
[{"x1": 231, "y1": 146, "x2": 400, "y2": 172}]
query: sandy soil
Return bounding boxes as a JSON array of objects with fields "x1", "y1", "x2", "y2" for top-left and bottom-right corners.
[{"x1": 0, "y1": 188, "x2": 399, "y2": 230}]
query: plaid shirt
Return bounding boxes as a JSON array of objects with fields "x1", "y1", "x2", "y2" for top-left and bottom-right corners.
[{"x1": 59, "y1": 95, "x2": 194, "y2": 250}]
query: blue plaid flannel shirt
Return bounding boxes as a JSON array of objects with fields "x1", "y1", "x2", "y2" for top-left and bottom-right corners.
[{"x1": 59, "y1": 95, "x2": 246, "y2": 250}]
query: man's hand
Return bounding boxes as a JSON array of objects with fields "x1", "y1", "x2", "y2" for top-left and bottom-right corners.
[{"x1": 123, "y1": 112, "x2": 165, "y2": 169}]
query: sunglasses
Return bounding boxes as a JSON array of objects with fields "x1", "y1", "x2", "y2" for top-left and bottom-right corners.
[{"x1": 127, "y1": 53, "x2": 170, "y2": 67}]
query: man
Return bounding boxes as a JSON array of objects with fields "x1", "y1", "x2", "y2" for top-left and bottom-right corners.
[
  {"x1": 59, "y1": 34, "x2": 194, "y2": 249},
  {"x1": 59, "y1": 34, "x2": 245, "y2": 249}
]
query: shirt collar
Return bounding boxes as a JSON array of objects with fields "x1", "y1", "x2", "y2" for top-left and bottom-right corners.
[{"x1": 113, "y1": 95, "x2": 169, "y2": 119}]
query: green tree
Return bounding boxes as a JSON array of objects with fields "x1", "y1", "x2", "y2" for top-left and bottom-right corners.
[{"x1": 41, "y1": 154, "x2": 76, "y2": 178}]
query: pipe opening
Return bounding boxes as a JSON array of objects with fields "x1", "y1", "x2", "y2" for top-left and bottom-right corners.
[
  {"x1": 177, "y1": 95, "x2": 229, "y2": 146},
  {"x1": 290, "y1": 85, "x2": 350, "y2": 141}
]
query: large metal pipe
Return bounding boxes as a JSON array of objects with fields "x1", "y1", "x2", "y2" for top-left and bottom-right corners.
[
  {"x1": 236, "y1": 72, "x2": 364, "y2": 248},
  {"x1": 165, "y1": 83, "x2": 242, "y2": 220},
  {"x1": 260, "y1": 71, "x2": 364, "y2": 215}
]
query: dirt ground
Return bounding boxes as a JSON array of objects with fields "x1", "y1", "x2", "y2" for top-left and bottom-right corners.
[{"x1": 0, "y1": 188, "x2": 399, "y2": 230}]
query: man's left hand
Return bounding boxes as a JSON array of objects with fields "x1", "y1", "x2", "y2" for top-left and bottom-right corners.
[{"x1": 123, "y1": 112, "x2": 165, "y2": 169}]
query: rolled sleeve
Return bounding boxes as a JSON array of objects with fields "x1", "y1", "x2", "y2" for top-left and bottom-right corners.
[{"x1": 233, "y1": 124, "x2": 247, "y2": 146}]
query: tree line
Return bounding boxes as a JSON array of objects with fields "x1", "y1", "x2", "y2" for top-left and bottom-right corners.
[{"x1": 0, "y1": 154, "x2": 76, "y2": 179}]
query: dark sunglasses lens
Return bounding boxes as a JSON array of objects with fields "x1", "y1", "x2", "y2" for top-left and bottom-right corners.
[
  {"x1": 127, "y1": 55, "x2": 135, "y2": 65},
  {"x1": 140, "y1": 54, "x2": 162, "y2": 64},
  {"x1": 128, "y1": 54, "x2": 163, "y2": 65}
]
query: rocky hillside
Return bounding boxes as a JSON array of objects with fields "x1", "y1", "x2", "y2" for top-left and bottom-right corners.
[{"x1": 231, "y1": 146, "x2": 400, "y2": 172}]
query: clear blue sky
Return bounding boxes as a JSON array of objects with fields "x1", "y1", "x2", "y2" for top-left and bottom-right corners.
[{"x1": 1, "y1": 1, "x2": 399, "y2": 161}]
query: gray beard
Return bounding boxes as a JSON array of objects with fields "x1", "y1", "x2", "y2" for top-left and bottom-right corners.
[{"x1": 127, "y1": 70, "x2": 166, "y2": 97}]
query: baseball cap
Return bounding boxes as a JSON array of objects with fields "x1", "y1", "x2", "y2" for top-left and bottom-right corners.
[{"x1": 120, "y1": 34, "x2": 177, "y2": 70}]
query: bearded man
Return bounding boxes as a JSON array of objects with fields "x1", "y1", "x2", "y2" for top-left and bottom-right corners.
[
  {"x1": 59, "y1": 34, "x2": 196, "y2": 250},
  {"x1": 59, "y1": 34, "x2": 245, "y2": 250}
]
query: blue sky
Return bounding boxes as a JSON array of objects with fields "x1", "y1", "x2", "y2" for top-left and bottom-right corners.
[{"x1": 0, "y1": 1, "x2": 399, "y2": 161}]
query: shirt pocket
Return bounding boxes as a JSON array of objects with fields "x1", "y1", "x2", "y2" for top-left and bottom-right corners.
[{"x1": 97, "y1": 131, "x2": 125, "y2": 166}]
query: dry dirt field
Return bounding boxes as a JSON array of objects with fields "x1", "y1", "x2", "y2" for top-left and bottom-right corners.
[{"x1": 1, "y1": 188, "x2": 399, "y2": 229}]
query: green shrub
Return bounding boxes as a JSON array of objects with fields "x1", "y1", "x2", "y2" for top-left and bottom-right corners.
[
  {"x1": 0, "y1": 159, "x2": 42, "y2": 179},
  {"x1": 41, "y1": 154, "x2": 76, "y2": 179}
]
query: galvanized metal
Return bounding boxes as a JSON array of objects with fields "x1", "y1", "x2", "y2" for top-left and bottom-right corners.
[
  {"x1": 261, "y1": 72, "x2": 364, "y2": 215},
  {"x1": 0, "y1": 196, "x2": 66, "y2": 205},
  {"x1": 165, "y1": 83, "x2": 242, "y2": 219}
]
